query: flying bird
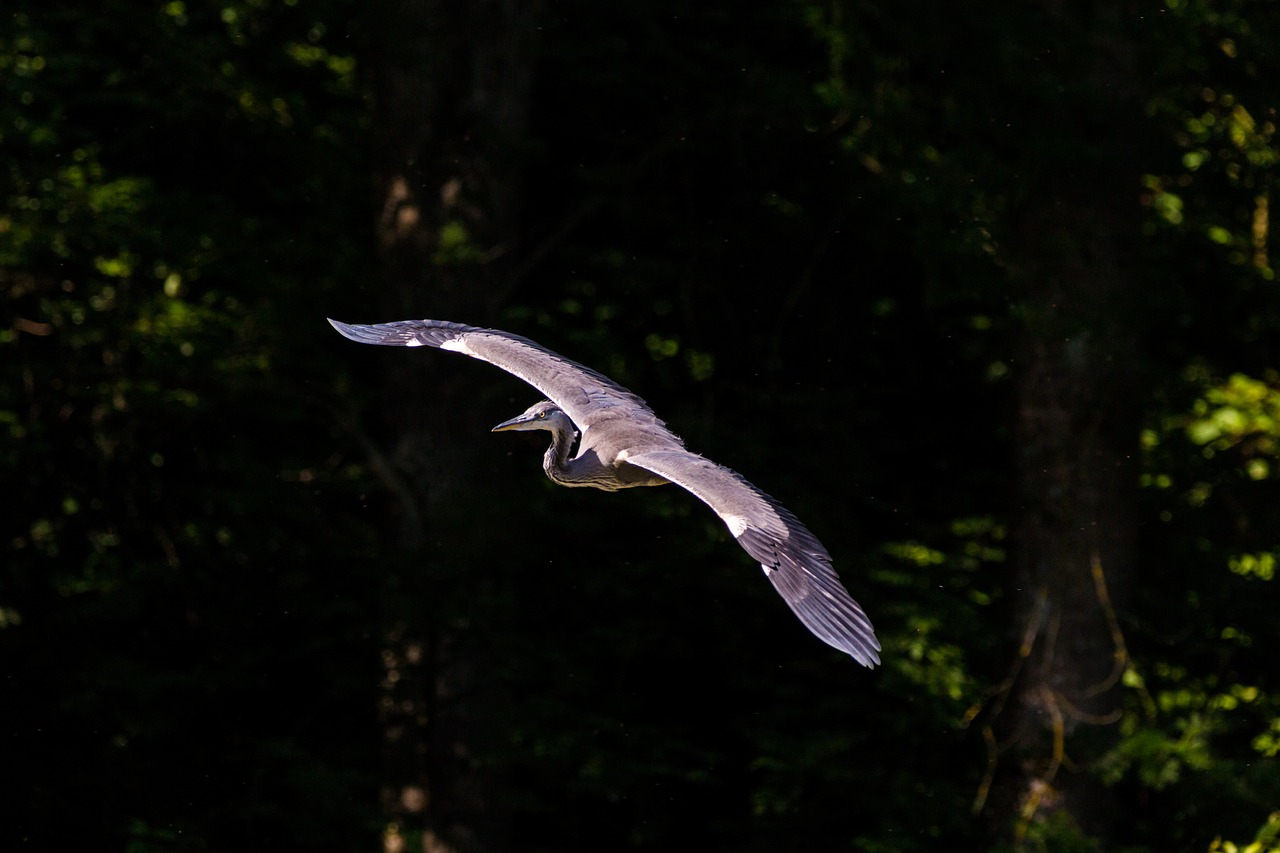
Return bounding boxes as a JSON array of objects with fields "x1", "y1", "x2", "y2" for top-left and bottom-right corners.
[{"x1": 329, "y1": 318, "x2": 880, "y2": 667}]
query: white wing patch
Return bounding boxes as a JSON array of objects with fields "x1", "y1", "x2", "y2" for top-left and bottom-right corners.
[
  {"x1": 722, "y1": 513, "x2": 750, "y2": 538},
  {"x1": 439, "y1": 339, "x2": 473, "y2": 355}
]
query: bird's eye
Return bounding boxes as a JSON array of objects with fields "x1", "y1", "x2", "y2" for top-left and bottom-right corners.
[{"x1": 535, "y1": 411, "x2": 546, "y2": 419}]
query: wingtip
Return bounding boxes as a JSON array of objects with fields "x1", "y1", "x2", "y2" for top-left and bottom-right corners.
[
  {"x1": 853, "y1": 646, "x2": 882, "y2": 669},
  {"x1": 832, "y1": 630, "x2": 881, "y2": 668},
  {"x1": 862, "y1": 633, "x2": 883, "y2": 668},
  {"x1": 327, "y1": 318, "x2": 368, "y2": 343}
]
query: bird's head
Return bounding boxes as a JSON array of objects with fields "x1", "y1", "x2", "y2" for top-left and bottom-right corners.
[{"x1": 491, "y1": 400, "x2": 574, "y2": 434}]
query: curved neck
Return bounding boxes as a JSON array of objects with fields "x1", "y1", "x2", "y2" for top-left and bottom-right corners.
[{"x1": 542, "y1": 423, "x2": 578, "y2": 485}]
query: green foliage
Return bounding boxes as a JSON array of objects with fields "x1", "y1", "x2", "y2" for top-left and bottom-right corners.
[
  {"x1": 2, "y1": 2, "x2": 378, "y2": 850},
  {"x1": 1209, "y1": 812, "x2": 1280, "y2": 853},
  {"x1": 4, "y1": 0, "x2": 1280, "y2": 850},
  {"x1": 1186, "y1": 372, "x2": 1280, "y2": 475},
  {"x1": 799, "y1": 0, "x2": 1280, "y2": 849},
  {"x1": 1128, "y1": 364, "x2": 1280, "y2": 848}
]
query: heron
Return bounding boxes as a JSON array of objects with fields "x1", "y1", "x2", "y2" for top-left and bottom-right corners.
[{"x1": 329, "y1": 318, "x2": 880, "y2": 667}]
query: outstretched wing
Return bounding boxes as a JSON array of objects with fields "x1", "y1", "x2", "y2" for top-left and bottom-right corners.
[
  {"x1": 328, "y1": 318, "x2": 674, "y2": 435},
  {"x1": 624, "y1": 448, "x2": 880, "y2": 667},
  {"x1": 330, "y1": 318, "x2": 878, "y2": 665}
]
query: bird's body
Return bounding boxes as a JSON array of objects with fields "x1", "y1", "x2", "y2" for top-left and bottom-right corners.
[
  {"x1": 493, "y1": 400, "x2": 671, "y2": 490},
  {"x1": 329, "y1": 317, "x2": 881, "y2": 667}
]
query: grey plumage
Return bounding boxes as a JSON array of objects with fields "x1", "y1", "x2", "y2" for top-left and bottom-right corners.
[{"x1": 329, "y1": 317, "x2": 880, "y2": 667}]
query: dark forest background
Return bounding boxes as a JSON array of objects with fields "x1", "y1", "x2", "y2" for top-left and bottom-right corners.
[{"x1": 3, "y1": 1, "x2": 1279, "y2": 851}]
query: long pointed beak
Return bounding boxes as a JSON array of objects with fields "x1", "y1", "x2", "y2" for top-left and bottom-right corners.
[{"x1": 491, "y1": 415, "x2": 528, "y2": 432}]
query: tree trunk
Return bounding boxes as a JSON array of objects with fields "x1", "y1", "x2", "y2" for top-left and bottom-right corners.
[
  {"x1": 363, "y1": 2, "x2": 539, "y2": 850},
  {"x1": 984, "y1": 1, "x2": 1146, "y2": 845}
]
